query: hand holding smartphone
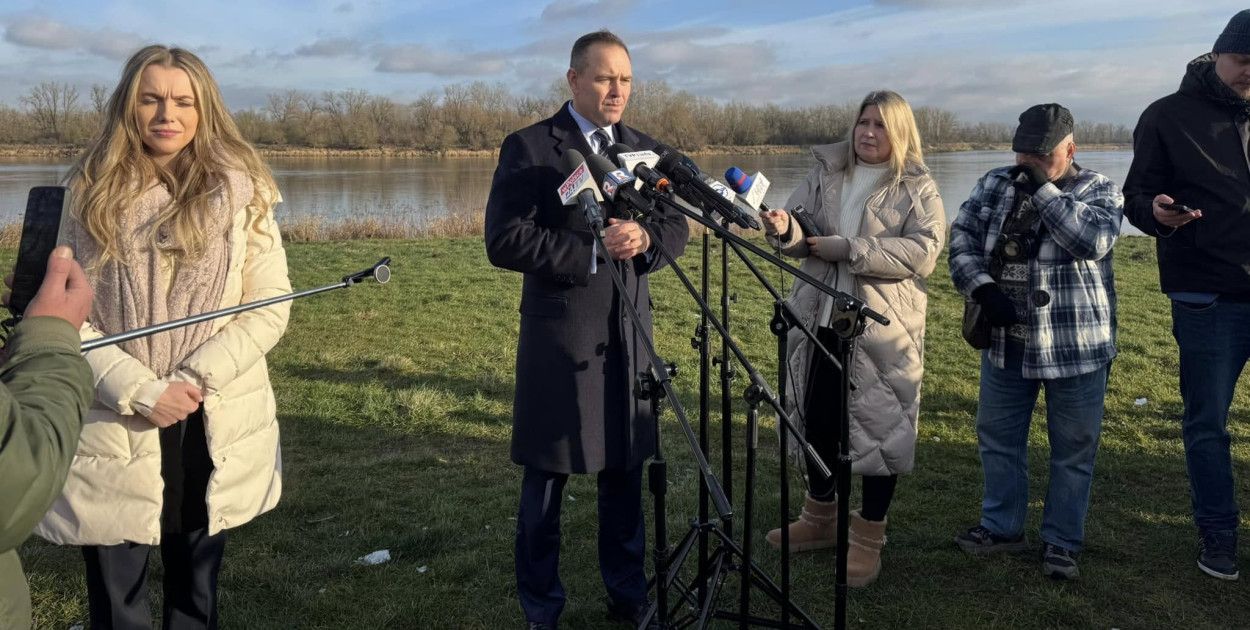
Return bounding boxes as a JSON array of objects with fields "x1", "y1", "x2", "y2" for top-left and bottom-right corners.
[
  {"x1": 9, "y1": 186, "x2": 71, "y2": 318},
  {"x1": 1158, "y1": 202, "x2": 1195, "y2": 214}
]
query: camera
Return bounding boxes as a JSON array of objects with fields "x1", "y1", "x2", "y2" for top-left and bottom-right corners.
[{"x1": 998, "y1": 232, "x2": 1038, "y2": 263}]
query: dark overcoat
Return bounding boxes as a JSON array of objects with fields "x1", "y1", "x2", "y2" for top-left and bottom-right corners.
[{"x1": 485, "y1": 105, "x2": 689, "y2": 474}]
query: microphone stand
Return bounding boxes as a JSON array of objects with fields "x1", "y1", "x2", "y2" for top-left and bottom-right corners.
[
  {"x1": 646, "y1": 187, "x2": 888, "y2": 630},
  {"x1": 580, "y1": 210, "x2": 734, "y2": 630},
  {"x1": 623, "y1": 192, "x2": 831, "y2": 630},
  {"x1": 81, "y1": 258, "x2": 392, "y2": 352},
  {"x1": 714, "y1": 231, "x2": 854, "y2": 630},
  {"x1": 693, "y1": 208, "x2": 713, "y2": 615}
]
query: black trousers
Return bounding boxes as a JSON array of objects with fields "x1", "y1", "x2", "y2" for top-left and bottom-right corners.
[
  {"x1": 803, "y1": 327, "x2": 897, "y2": 521},
  {"x1": 515, "y1": 465, "x2": 647, "y2": 626},
  {"x1": 82, "y1": 408, "x2": 225, "y2": 630}
]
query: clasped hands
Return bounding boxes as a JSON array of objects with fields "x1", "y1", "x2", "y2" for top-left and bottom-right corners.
[{"x1": 603, "y1": 218, "x2": 650, "y2": 260}]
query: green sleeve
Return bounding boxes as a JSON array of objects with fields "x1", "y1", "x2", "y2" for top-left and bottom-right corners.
[{"x1": 0, "y1": 316, "x2": 94, "y2": 553}]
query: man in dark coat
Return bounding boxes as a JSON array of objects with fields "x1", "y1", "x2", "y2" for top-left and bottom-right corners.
[
  {"x1": 484, "y1": 30, "x2": 688, "y2": 630},
  {"x1": 1123, "y1": 9, "x2": 1250, "y2": 581}
]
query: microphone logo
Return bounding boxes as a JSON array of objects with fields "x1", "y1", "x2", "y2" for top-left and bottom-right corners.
[
  {"x1": 558, "y1": 162, "x2": 591, "y2": 205},
  {"x1": 602, "y1": 169, "x2": 635, "y2": 201},
  {"x1": 705, "y1": 178, "x2": 737, "y2": 203}
]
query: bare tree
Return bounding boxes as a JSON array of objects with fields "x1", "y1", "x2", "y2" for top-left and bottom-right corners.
[
  {"x1": 321, "y1": 89, "x2": 372, "y2": 147},
  {"x1": 90, "y1": 84, "x2": 110, "y2": 115},
  {"x1": 21, "y1": 82, "x2": 80, "y2": 143}
]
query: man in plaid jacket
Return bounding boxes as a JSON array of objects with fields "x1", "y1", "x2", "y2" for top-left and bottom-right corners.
[{"x1": 948, "y1": 104, "x2": 1124, "y2": 581}]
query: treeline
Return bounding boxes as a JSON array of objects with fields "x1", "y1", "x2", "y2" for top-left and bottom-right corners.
[{"x1": 1, "y1": 80, "x2": 1133, "y2": 151}]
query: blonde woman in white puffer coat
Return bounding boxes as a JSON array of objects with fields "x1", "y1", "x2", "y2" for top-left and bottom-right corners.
[
  {"x1": 35, "y1": 45, "x2": 290, "y2": 629},
  {"x1": 760, "y1": 90, "x2": 945, "y2": 588}
]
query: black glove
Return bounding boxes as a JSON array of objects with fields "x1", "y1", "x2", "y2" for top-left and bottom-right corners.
[
  {"x1": 1009, "y1": 163, "x2": 1049, "y2": 196},
  {"x1": 972, "y1": 283, "x2": 1021, "y2": 327}
]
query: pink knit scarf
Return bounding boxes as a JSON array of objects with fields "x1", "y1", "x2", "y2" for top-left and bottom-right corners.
[{"x1": 67, "y1": 170, "x2": 245, "y2": 376}]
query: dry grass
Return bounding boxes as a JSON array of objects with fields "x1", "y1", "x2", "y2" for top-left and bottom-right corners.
[
  {"x1": 0, "y1": 222, "x2": 22, "y2": 248},
  {"x1": 278, "y1": 212, "x2": 487, "y2": 242}
]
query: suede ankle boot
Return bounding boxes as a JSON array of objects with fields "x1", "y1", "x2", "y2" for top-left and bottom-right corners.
[
  {"x1": 846, "y1": 510, "x2": 887, "y2": 587},
  {"x1": 765, "y1": 493, "x2": 838, "y2": 552}
]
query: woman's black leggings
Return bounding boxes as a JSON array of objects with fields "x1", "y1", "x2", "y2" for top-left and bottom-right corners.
[{"x1": 802, "y1": 326, "x2": 897, "y2": 522}]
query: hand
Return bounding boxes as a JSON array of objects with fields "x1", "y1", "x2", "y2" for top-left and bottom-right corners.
[
  {"x1": 971, "y1": 283, "x2": 1020, "y2": 327},
  {"x1": 604, "y1": 218, "x2": 650, "y2": 260},
  {"x1": 145, "y1": 382, "x2": 204, "y2": 428},
  {"x1": 7, "y1": 246, "x2": 94, "y2": 330},
  {"x1": 1153, "y1": 194, "x2": 1202, "y2": 229},
  {"x1": 805, "y1": 236, "x2": 851, "y2": 262},
  {"x1": 759, "y1": 210, "x2": 790, "y2": 236},
  {"x1": 1009, "y1": 164, "x2": 1050, "y2": 196}
]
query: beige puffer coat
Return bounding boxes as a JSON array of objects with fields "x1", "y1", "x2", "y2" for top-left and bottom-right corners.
[
  {"x1": 35, "y1": 192, "x2": 291, "y2": 546},
  {"x1": 768, "y1": 141, "x2": 945, "y2": 475}
]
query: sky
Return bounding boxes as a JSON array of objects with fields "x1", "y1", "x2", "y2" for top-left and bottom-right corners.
[{"x1": 0, "y1": 0, "x2": 1245, "y2": 126}]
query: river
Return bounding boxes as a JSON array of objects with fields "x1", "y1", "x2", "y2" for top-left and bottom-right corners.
[{"x1": 0, "y1": 150, "x2": 1141, "y2": 234}]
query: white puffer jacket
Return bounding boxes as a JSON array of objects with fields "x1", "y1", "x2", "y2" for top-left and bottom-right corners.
[
  {"x1": 768, "y1": 142, "x2": 945, "y2": 476},
  {"x1": 36, "y1": 194, "x2": 291, "y2": 545}
]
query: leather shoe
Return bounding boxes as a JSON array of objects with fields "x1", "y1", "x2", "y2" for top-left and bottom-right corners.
[{"x1": 607, "y1": 597, "x2": 661, "y2": 629}]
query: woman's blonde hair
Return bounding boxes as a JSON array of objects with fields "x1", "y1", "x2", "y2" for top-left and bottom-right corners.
[
  {"x1": 845, "y1": 90, "x2": 925, "y2": 185},
  {"x1": 67, "y1": 45, "x2": 278, "y2": 265}
]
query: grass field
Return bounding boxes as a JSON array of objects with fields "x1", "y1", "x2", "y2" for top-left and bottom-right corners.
[{"x1": 18, "y1": 235, "x2": 1250, "y2": 629}]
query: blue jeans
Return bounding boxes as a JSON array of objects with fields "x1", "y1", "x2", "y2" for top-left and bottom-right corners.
[
  {"x1": 976, "y1": 347, "x2": 1109, "y2": 552},
  {"x1": 1172, "y1": 298, "x2": 1250, "y2": 533}
]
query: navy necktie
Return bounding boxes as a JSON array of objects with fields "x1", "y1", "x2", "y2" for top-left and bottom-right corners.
[{"x1": 592, "y1": 129, "x2": 611, "y2": 156}]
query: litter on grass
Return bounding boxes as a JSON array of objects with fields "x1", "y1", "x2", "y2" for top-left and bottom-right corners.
[{"x1": 356, "y1": 550, "x2": 391, "y2": 565}]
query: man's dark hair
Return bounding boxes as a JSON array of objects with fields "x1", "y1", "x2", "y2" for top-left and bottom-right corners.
[{"x1": 570, "y1": 30, "x2": 630, "y2": 73}]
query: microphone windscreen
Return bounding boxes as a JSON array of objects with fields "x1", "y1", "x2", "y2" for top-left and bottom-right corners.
[
  {"x1": 725, "y1": 167, "x2": 753, "y2": 194},
  {"x1": 559, "y1": 149, "x2": 585, "y2": 177},
  {"x1": 605, "y1": 143, "x2": 633, "y2": 164},
  {"x1": 654, "y1": 143, "x2": 682, "y2": 175},
  {"x1": 585, "y1": 153, "x2": 617, "y2": 184}
]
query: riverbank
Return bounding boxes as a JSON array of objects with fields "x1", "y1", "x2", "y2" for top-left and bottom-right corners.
[{"x1": 0, "y1": 142, "x2": 1132, "y2": 159}]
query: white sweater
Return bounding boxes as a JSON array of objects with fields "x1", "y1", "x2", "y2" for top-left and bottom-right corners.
[{"x1": 833, "y1": 160, "x2": 890, "y2": 294}]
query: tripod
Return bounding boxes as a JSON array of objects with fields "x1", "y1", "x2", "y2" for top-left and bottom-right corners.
[
  {"x1": 579, "y1": 211, "x2": 734, "y2": 630},
  {"x1": 634, "y1": 190, "x2": 887, "y2": 630},
  {"x1": 618, "y1": 189, "x2": 878, "y2": 630}
]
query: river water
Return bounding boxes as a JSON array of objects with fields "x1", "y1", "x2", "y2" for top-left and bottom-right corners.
[{"x1": 0, "y1": 150, "x2": 1140, "y2": 234}]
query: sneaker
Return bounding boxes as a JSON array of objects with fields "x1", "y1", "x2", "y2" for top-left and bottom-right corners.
[
  {"x1": 1198, "y1": 530, "x2": 1240, "y2": 581},
  {"x1": 1041, "y1": 543, "x2": 1079, "y2": 580},
  {"x1": 955, "y1": 525, "x2": 1031, "y2": 555}
]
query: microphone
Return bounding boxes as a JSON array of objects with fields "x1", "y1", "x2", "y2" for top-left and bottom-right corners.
[
  {"x1": 605, "y1": 144, "x2": 671, "y2": 193},
  {"x1": 725, "y1": 166, "x2": 824, "y2": 237},
  {"x1": 586, "y1": 153, "x2": 651, "y2": 218},
  {"x1": 558, "y1": 149, "x2": 605, "y2": 234},
  {"x1": 654, "y1": 144, "x2": 760, "y2": 230},
  {"x1": 724, "y1": 167, "x2": 772, "y2": 212}
]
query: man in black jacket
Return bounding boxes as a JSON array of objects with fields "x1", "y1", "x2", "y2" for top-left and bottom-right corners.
[
  {"x1": 484, "y1": 30, "x2": 688, "y2": 630},
  {"x1": 1124, "y1": 9, "x2": 1250, "y2": 581}
]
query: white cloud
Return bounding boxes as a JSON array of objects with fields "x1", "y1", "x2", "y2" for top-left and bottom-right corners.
[
  {"x1": 373, "y1": 45, "x2": 511, "y2": 76},
  {"x1": 3, "y1": 14, "x2": 145, "y2": 60},
  {"x1": 540, "y1": 0, "x2": 641, "y2": 22},
  {"x1": 294, "y1": 37, "x2": 363, "y2": 57}
]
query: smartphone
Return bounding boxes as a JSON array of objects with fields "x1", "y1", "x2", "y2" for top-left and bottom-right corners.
[
  {"x1": 1158, "y1": 202, "x2": 1195, "y2": 213},
  {"x1": 790, "y1": 204, "x2": 824, "y2": 238},
  {"x1": 9, "y1": 186, "x2": 71, "y2": 317}
]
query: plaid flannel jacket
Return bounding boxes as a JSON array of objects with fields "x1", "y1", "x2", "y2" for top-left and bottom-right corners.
[{"x1": 948, "y1": 165, "x2": 1124, "y2": 379}]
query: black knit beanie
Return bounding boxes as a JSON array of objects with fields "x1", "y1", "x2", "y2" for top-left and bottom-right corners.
[{"x1": 1214, "y1": 10, "x2": 1250, "y2": 55}]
